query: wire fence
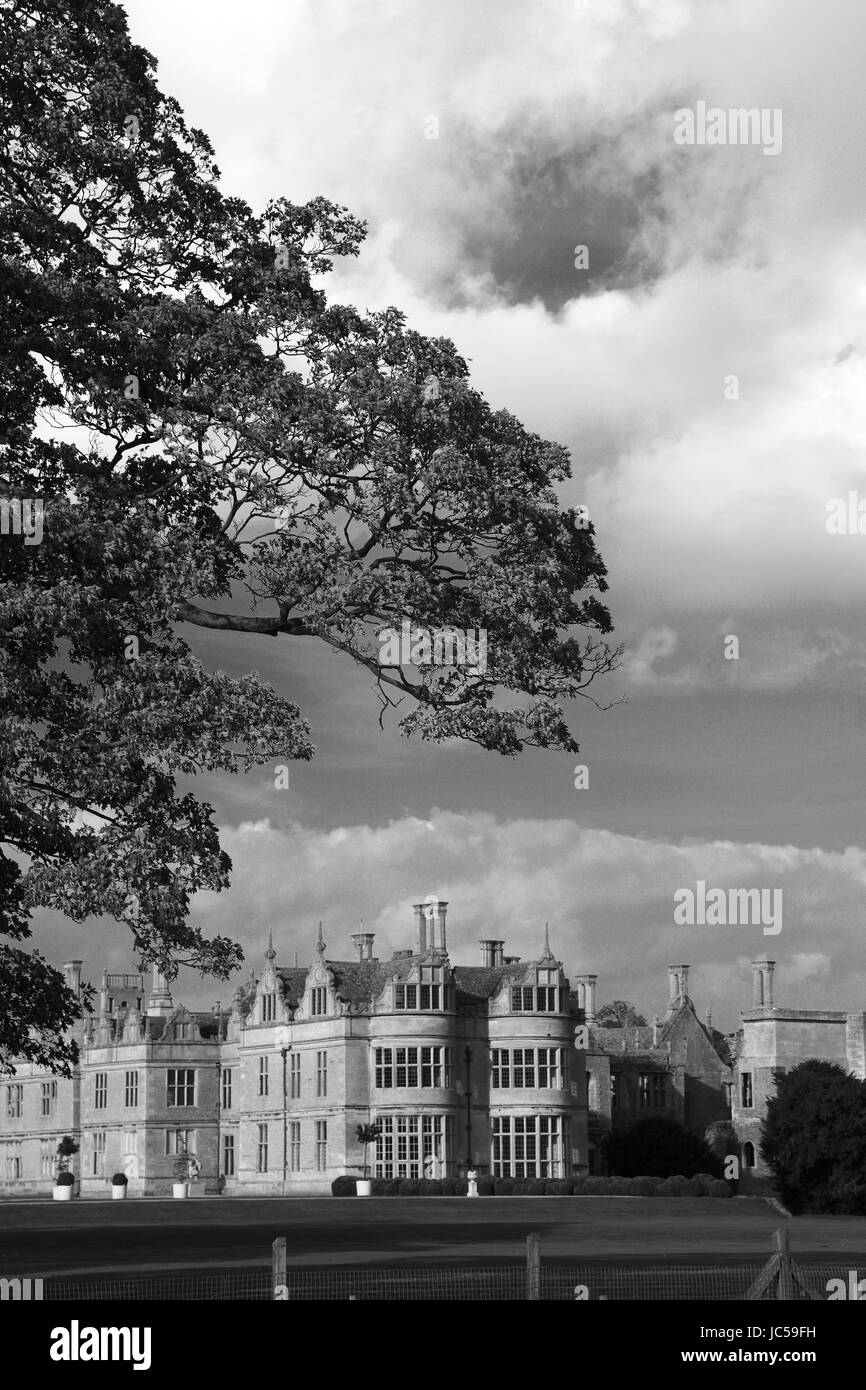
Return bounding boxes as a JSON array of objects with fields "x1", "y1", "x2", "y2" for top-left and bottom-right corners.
[{"x1": 36, "y1": 1231, "x2": 859, "y2": 1301}]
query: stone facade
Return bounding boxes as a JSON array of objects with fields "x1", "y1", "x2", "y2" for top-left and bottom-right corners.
[
  {"x1": 730, "y1": 957, "x2": 866, "y2": 1176},
  {"x1": 0, "y1": 905, "x2": 591, "y2": 1195},
  {"x1": 583, "y1": 965, "x2": 733, "y2": 1172}
]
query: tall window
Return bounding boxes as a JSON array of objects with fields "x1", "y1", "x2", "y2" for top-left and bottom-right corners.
[
  {"x1": 290, "y1": 1053, "x2": 301, "y2": 1099},
  {"x1": 512, "y1": 1049, "x2": 535, "y2": 1088},
  {"x1": 40, "y1": 1138, "x2": 54, "y2": 1178},
  {"x1": 124, "y1": 1070, "x2": 139, "y2": 1107},
  {"x1": 395, "y1": 984, "x2": 417, "y2": 1011},
  {"x1": 258, "y1": 1056, "x2": 269, "y2": 1098},
  {"x1": 2, "y1": 1142, "x2": 22, "y2": 1179},
  {"x1": 165, "y1": 1129, "x2": 195, "y2": 1155},
  {"x1": 374, "y1": 1115, "x2": 453, "y2": 1179},
  {"x1": 41, "y1": 1081, "x2": 57, "y2": 1117},
  {"x1": 395, "y1": 1047, "x2": 419, "y2": 1088},
  {"x1": 492, "y1": 1115, "x2": 565, "y2": 1178},
  {"x1": 420, "y1": 1046, "x2": 450, "y2": 1087},
  {"x1": 537, "y1": 1048, "x2": 561, "y2": 1089},
  {"x1": 93, "y1": 1072, "x2": 108, "y2": 1109},
  {"x1": 290, "y1": 1122, "x2": 301, "y2": 1171},
  {"x1": 610, "y1": 1072, "x2": 620, "y2": 1109},
  {"x1": 6, "y1": 1084, "x2": 23, "y2": 1119},
  {"x1": 375, "y1": 1048, "x2": 393, "y2": 1089},
  {"x1": 261, "y1": 993, "x2": 276, "y2": 1022},
  {"x1": 91, "y1": 1130, "x2": 107, "y2": 1176},
  {"x1": 536, "y1": 969, "x2": 559, "y2": 1012},
  {"x1": 651, "y1": 1074, "x2": 667, "y2": 1108},
  {"x1": 741, "y1": 1072, "x2": 753, "y2": 1108},
  {"x1": 315, "y1": 1120, "x2": 328, "y2": 1172},
  {"x1": 419, "y1": 966, "x2": 444, "y2": 1010},
  {"x1": 256, "y1": 1123, "x2": 268, "y2": 1173},
  {"x1": 167, "y1": 1069, "x2": 195, "y2": 1107},
  {"x1": 316, "y1": 1051, "x2": 327, "y2": 1097},
  {"x1": 221, "y1": 1068, "x2": 233, "y2": 1110},
  {"x1": 222, "y1": 1133, "x2": 235, "y2": 1177},
  {"x1": 310, "y1": 987, "x2": 327, "y2": 1016},
  {"x1": 491, "y1": 1050, "x2": 510, "y2": 1088}
]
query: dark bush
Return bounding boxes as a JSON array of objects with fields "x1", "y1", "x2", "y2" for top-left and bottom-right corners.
[
  {"x1": 54, "y1": 1171, "x2": 75, "y2": 1186},
  {"x1": 580, "y1": 1176, "x2": 611, "y2": 1194},
  {"x1": 709, "y1": 1179, "x2": 734, "y2": 1198},
  {"x1": 398, "y1": 1178, "x2": 421, "y2": 1196},
  {"x1": 658, "y1": 1174, "x2": 688, "y2": 1197},
  {"x1": 454, "y1": 1177, "x2": 469, "y2": 1196},
  {"x1": 110, "y1": 1172, "x2": 128, "y2": 1186},
  {"x1": 690, "y1": 1172, "x2": 718, "y2": 1196},
  {"x1": 761, "y1": 1060, "x2": 866, "y2": 1214},
  {"x1": 494, "y1": 1176, "x2": 516, "y2": 1196},
  {"x1": 607, "y1": 1116, "x2": 722, "y2": 1179},
  {"x1": 631, "y1": 1175, "x2": 661, "y2": 1196},
  {"x1": 606, "y1": 1176, "x2": 634, "y2": 1195},
  {"x1": 570, "y1": 1178, "x2": 587, "y2": 1194},
  {"x1": 439, "y1": 1178, "x2": 458, "y2": 1196},
  {"x1": 546, "y1": 1179, "x2": 573, "y2": 1195},
  {"x1": 371, "y1": 1177, "x2": 399, "y2": 1196},
  {"x1": 331, "y1": 1175, "x2": 357, "y2": 1196},
  {"x1": 526, "y1": 1178, "x2": 548, "y2": 1195},
  {"x1": 476, "y1": 1177, "x2": 494, "y2": 1196},
  {"x1": 418, "y1": 1179, "x2": 442, "y2": 1196}
]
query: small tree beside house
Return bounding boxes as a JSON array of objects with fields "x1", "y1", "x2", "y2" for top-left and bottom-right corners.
[
  {"x1": 355, "y1": 1123, "x2": 382, "y2": 1196},
  {"x1": 53, "y1": 1136, "x2": 79, "y2": 1202}
]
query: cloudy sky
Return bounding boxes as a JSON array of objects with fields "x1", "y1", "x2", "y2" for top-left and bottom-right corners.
[{"x1": 53, "y1": 0, "x2": 866, "y2": 1030}]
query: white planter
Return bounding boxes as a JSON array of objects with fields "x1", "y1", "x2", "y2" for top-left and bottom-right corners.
[
  {"x1": 52, "y1": 1186, "x2": 73, "y2": 1201},
  {"x1": 172, "y1": 1182, "x2": 189, "y2": 1199},
  {"x1": 112, "y1": 1185, "x2": 127, "y2": 1200},
  {"x1": 356, "y1": 1179, "x2": 372, "y2": 1197}
]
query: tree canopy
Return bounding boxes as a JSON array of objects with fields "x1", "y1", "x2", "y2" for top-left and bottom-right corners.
[
  {"x1": 760, "y1": 1060, "x2": 866, "y2": 1214},
  {"x1": 0, "y1": 0, "x2": 618, "y2": 1070},
  {"x1": 595, "y1": 1000, "x2": 647, "y2": 1028}
]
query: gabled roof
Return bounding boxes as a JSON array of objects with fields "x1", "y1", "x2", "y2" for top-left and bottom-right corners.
[{"x1": 453, "y1": 963, "x2": 531, "y2": 1004}]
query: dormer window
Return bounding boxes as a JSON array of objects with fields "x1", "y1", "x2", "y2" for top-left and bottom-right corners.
[
  {"x1": 261, "y1": 993, "x2": 276, "y2": 1023},
  {"x1": 395, "y1": 984, "x2": 417, "y2": 1011},
  {"x1": 310, "y1": 986, "x2": 327, "y2": 1017},
  {"x1": 396, "y1": 968, "x2": 448, "y2": 1012}
]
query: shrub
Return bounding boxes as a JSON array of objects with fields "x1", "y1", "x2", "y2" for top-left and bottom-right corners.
[
  {"x1": 546, "y1": 1179, "x2": 573, "y2": 1196},
  {"x1": 691, "y1": 1172, "x2": 718, "y2": 1196},
  {"x1": 110, "y1": 1172, "x2": 128, "y2": 1186},
  {"x1": 581, "y1": 1176, "x2": 611, "y2": 1194},
  {"x1": 570, "y1": 1178, "x2": 587, "y2": 1194},
  {"x1": 607, "y1": 1116, "x2": 722, "y2": 1179},
  {"x1": 526, "y1": 1178, "x2": 548, "y2": 1196},
  {"x1": 454, "y1": 1177, "x2": 469, "y2": 1196},
  {"x1": 418, "y1": 1179, "x2": 442, "y2": 1196},
  {"x1": 54, "y1": 1171, "x2": 75, "y2": 1187},
  {"x1": 331, "y1": 1175, "x2": 357, "y2": 1197},
  {"x1": 606, "y1": 1176, "x2": 634, "y2": 1195},
  {"x1": 761, "y1": 1060, "x2": 866, "y2": 1214},
  {"x1": 476, "y1": 1177, "x2": 494, "y2": 1196},
  {"x1": 371, "y1": 1177, "x2": 399, "y2": 1196},
  {"x1": 397, "y1": 1178, "x2": 421, "y2": 1196},
  {"x1": 494, "y1": 1177, "x2": 516, "y2": 1196},
  {"x1": 709, "y1": 1179, "x2": 734, "y2": 1198},
  {"x1": 658, "y1": 1174, "x2": 689, "y2": 1197},
  {"x1": 631, "y1": 1175, "x2": 661, "y2": 1196},
  {"x1": 440, "y1": 1178, "x2": 458, "y2": 1196}
]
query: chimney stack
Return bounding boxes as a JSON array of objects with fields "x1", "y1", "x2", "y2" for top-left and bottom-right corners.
[
  {"x1": 351, "y1": 932, "x2": 376, "y2": 961},
  {"x1": 414, "y1": 904, "x2": 427, "y2": 954},
  {"x1": 479, "y1": 940, "x2": 505, "y2": 967},
  {"x1": 668, "y1": 964, "x2": 689, "y2": 1009},
  {"x1": 62, "y1": 960, "x2": 82, "y2": 998},
  {"x1": 436, "y1": 900, "x2": 448, "y2": 953},
  {"x1": 752, "y1": 958, "x2": 775, "y2": 1009},
  {"x1": 575, "y1": 974, "x2": 597, "y2": 1024},
  {"x1": 146, "y1": 964, "x2": 174, "y2": 1017}
]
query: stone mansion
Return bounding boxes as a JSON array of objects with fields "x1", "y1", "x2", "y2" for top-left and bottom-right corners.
[{"x1": 1, "y1": 897, "x2": 851, "y2": 1194}]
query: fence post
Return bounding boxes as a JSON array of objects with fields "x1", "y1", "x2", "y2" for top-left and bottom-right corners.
[
  {"x1": 272, "y1": 1236, "x2": 286, "y2": 1299},
  {"x1": 775, "y1": 1227, "x2": 794, "y2": 1300},
  {"x1": 526, "y1": 1232, "x2": 541, "y2": 1301}
]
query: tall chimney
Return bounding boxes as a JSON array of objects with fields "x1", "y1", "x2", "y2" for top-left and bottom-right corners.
[
  {"x1": 480, "y1": 940, "x2": 505, "y2": 967},
  {"x1": 752, "y1": 958, "x2": 775, "y2": 1009},
  {"x1": 62, "y1": 960, "x2": 83, "y2": 998},
  {"x1": 436, "y1": 900, "x2": 448, "y2": 953},
  {"x1": 575, "y1": 974, "x2": 597, "y2": 1024},
  {"x1": 414, "y1": 904, "x2": 427, "y2": 954},
  {"x1": 352, "y1": 932, "x2": 376, "y2": 961},
  {"x1": 668, "y1": 966, "x2": 680, "y2": 1004},
  {"x1": 147, "y1": 964, "x2": 174, "y2": 1017},
  {"x1": 679, "y1": 964, "x2": 690, "y2": 999}
]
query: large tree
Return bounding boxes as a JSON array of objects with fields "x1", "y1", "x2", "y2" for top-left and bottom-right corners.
[
  {"x1": 0, "y1": 0, "x2": 618, "y2": 1070},
  {"x1": 760, "y1": 1061, "x2": 866, "y2": 1213}
]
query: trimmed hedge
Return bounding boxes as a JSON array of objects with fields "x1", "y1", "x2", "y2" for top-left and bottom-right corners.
[{"x1": 330, "y1": 1173, "x2": 735, "y2": 1197}]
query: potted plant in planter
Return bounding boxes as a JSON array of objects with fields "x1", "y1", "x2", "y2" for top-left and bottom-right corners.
[
  {"x1": 171, "y1": 1149, "x2": 193, "y2": 1199},
  {"x1": 52, "y1": 1136, "x2": 79, "y2": 1201},
  {"x1": 111, "y1": 1172, "x2": 128, "y2": 1200},
  {"x1": 355, "y1": 1122, "x2": 381, "y2": 1196}
]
